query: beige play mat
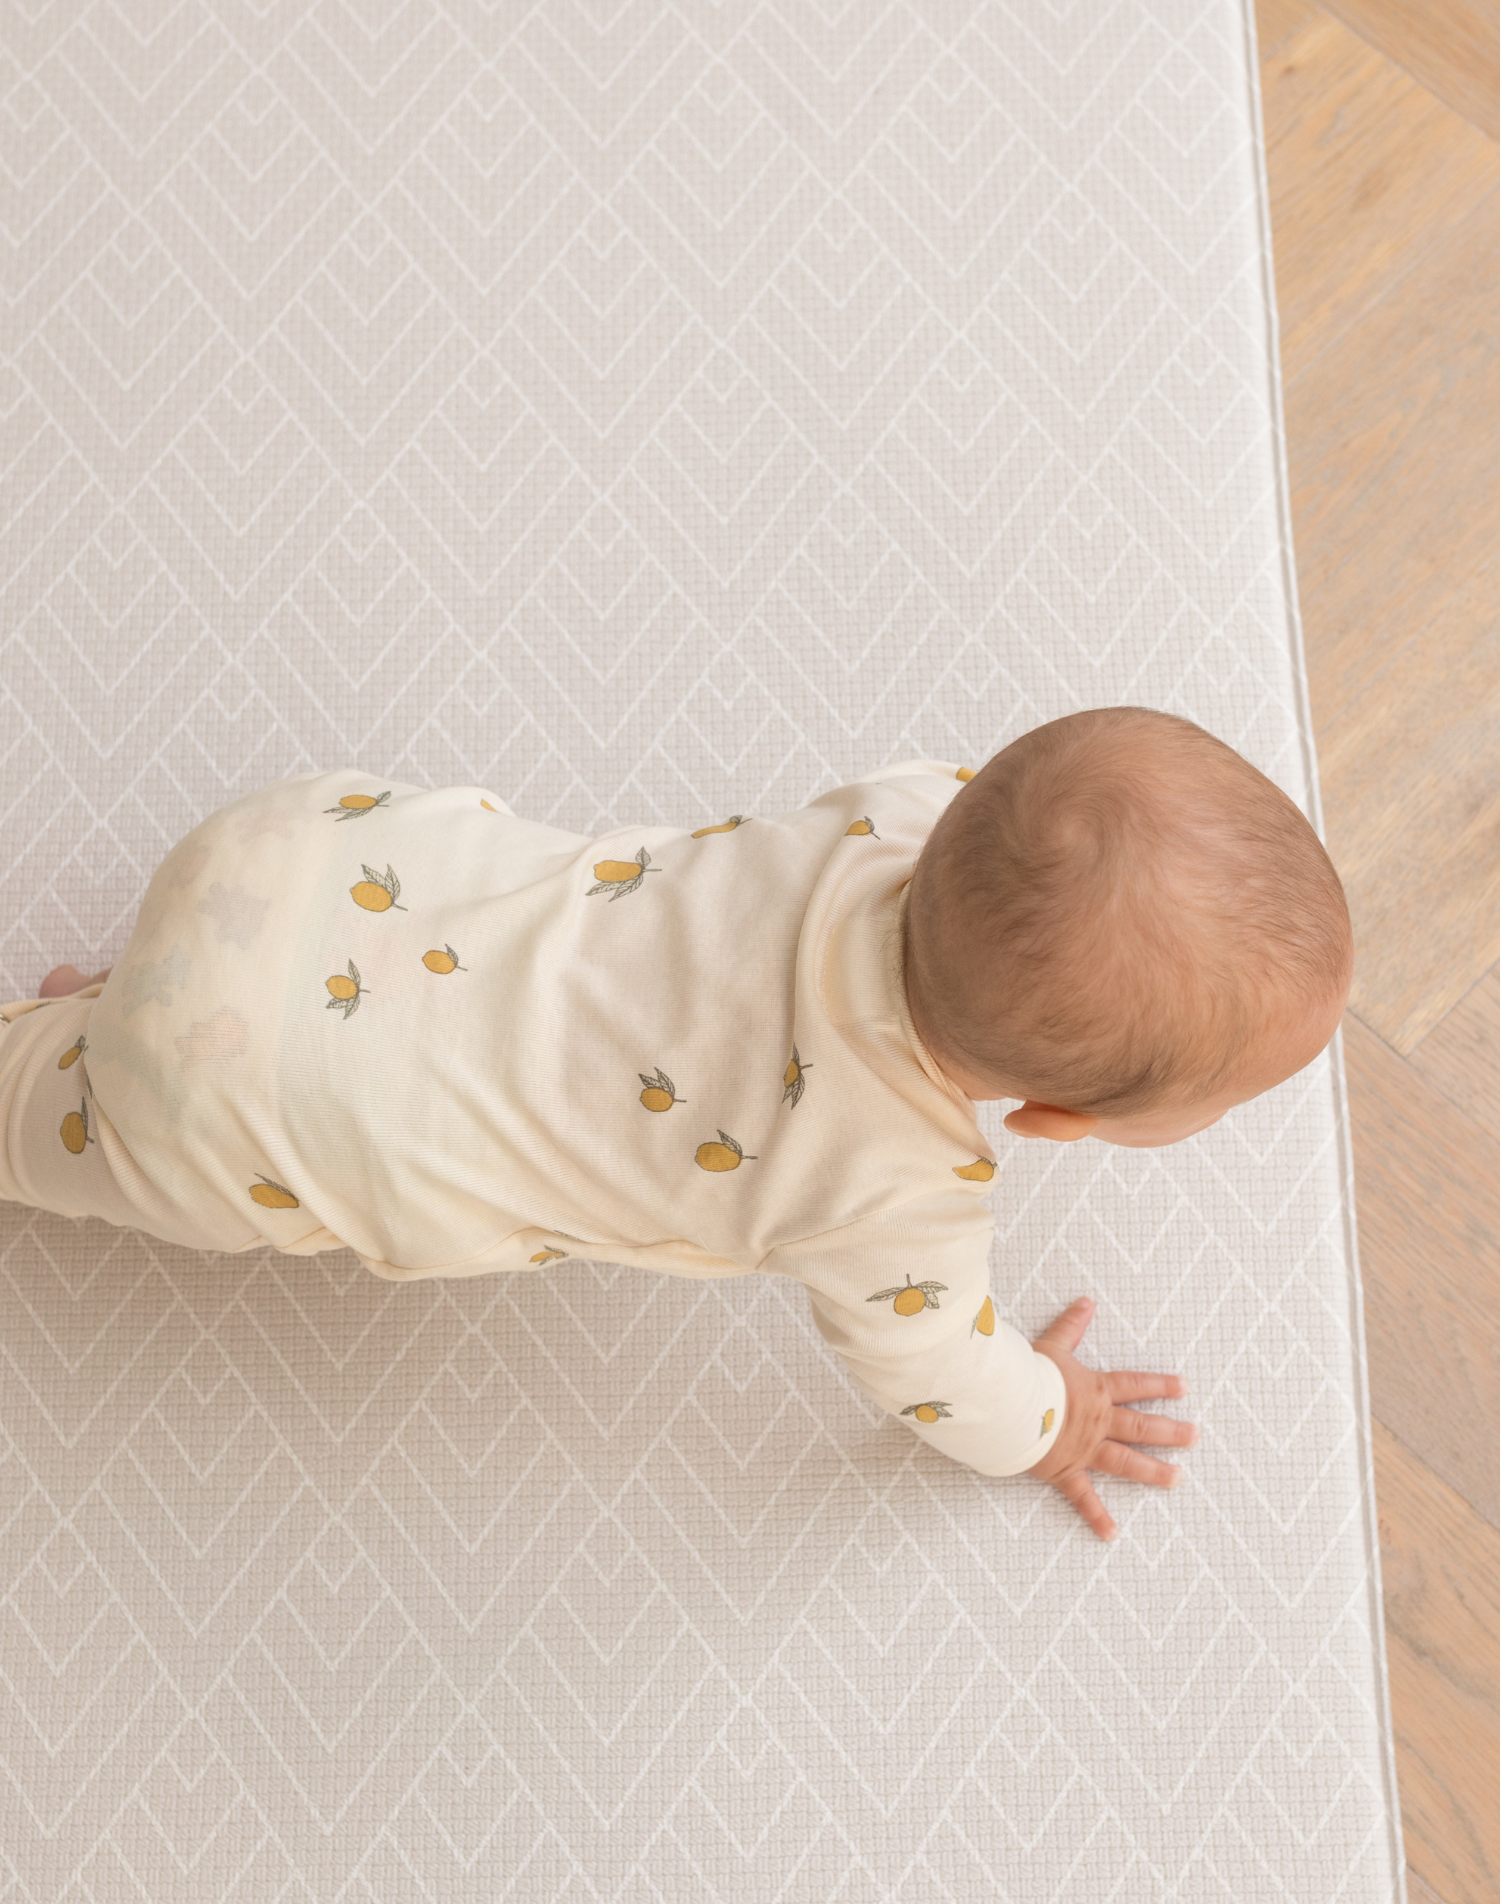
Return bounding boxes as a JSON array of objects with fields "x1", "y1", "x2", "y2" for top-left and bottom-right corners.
[{"x1": 0, "y1": 3, "x2": 1405, "y2": 1896}]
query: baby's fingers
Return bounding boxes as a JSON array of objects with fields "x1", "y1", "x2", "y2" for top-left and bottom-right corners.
[
  {"x1": 1050, "y1": 1470, "x2": 1118, "y2": 1543},
  {"x1": 1110, "y1": 1405, "x2": 1198, "y2": 1449},
  {"x1": 1095, "y1": 1439, "x2": 1184, "y2": 1490},
  {"x1": 1106, "y1": 1369, "x2": 1188, "y2": 1404}
]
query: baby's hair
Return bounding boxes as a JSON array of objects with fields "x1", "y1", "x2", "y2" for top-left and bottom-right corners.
[{"x1": 904, "y1": 708, "x2": 1352, "y2": 1116}]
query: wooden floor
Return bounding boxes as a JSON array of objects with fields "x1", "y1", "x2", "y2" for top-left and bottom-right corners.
[{"x1": 1255, "y1": 3, "x2": 1500, "y2": 1899}]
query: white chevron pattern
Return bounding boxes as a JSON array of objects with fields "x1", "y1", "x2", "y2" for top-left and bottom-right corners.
[{"x1": 0, "y1": 1, "x2": 1404, "y2": 1898}]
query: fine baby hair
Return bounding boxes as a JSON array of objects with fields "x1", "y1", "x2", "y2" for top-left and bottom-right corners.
[{"x1": 904, "y1": 706, "x2": 1353, "y2": 1118}]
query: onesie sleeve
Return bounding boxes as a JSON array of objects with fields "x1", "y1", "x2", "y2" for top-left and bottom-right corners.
[{"x1": 759, "y1": 1190, "x2": 1067, "y2": 1477}]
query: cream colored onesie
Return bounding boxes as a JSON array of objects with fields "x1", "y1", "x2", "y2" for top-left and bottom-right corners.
[{"x1": 0, "y1": 763, "x2": 1066, "y2": 1478}]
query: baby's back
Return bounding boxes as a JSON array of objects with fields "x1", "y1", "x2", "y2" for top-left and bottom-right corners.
[{"x1": 84, "y1": 765, "x2": 981, "y2": 1277}]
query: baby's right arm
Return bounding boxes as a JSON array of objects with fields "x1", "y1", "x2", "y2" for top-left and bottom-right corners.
[{"x1": 760, "y1": 1190, "x2": 1068, "y2": 1479}]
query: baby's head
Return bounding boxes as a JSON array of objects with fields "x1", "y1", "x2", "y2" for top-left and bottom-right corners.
[{"x1": 904, "y1": 708, "x2": 1353, "y2": 1147}]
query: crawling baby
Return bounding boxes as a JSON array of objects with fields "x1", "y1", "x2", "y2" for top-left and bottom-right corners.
[{"x1": 0, "y1": 707, "x2": 1351, "y2": 1541}]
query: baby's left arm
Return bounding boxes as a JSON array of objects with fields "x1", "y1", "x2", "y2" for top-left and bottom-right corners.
[{"x1": 760, "y1": 1190, "x2": 1067, "y2": 1477}]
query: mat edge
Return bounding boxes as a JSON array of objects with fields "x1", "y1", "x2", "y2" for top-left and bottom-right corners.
[{"x1": 1239, "y1": 2, "x2": 1410, "y2": 1897}]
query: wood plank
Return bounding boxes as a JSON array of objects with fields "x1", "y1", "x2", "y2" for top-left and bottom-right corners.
[
  {"x1": 1406, "y1": 1869, "x2": 1455, "y2": 1904},
  {"x1": 1256, "y1": 8, "x2": 1500, "y2": 1889},
  {"x1": 1279, "y1": 176, "x2": 1500, "y2": 727},
  {"x1": 1258, "y1": 10, "x2": 1500, "y2": 391},
  {"x1": 1323, "y1": 0, "x2": 1500, "y2": 144},
  {"x1": 1341, "y1": 1014, "x2": 1500, "y2": 1527},
  {"x1": 1318, "y1": 566, "x2": 1500, "y2": 1050},
  {"x1": 1410, "y1": 963, "x2": 1500, "y2": 1149},
  {"x1": 1375, "y1": 1414, "x2": 1500, "y2": 1903},
  {"x1": 1253, "y1": 0, "x2": 1321, "y2": 58}
]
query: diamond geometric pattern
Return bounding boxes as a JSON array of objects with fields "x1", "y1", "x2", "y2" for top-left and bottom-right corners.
[{"x1": 0, "y1": 1, "x2": 1406, "y2": 1897}]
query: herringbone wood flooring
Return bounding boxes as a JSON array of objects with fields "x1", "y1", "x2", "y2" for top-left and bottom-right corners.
[{"x1": 1256, "y1": 3, "x2": 1500, "y2": 1898}]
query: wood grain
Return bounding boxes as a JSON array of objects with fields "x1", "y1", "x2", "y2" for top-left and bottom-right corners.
[
  {"x1": 1277, "y1": 170, "x2": 1500, "y2": 727},
  {"x1": 1342, "y1": 1013, "x2": 1500, "y2": 1528},
  {"x1": 1410, "y1": 962, "x2": 1500, "y2": 1148},
  {"x1": 1318, "y1": 564, "x2": 1500, "y2": 1050},
  {"x1": 1405, "y1": 1867, "x2": 1454, "y2": 1904},
  {"x1": 1324, "y1": 0, "x2": 1500, "y2": 143},
  {"x1": 1254, "y1": 0, "x2": 1500, "y2": 1888},
  {"x1": 1376, "y1": 1414, "x2": 1500, "y2": 1903},
  {"x1": 1258, "y1": 11, "x2": 1500, "y2": 389},
  {"x1": 1254, "y1": 0, "x2": 1320, "y2": 54}
]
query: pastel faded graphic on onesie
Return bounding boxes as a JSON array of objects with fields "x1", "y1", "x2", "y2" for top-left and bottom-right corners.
[{"x1": 0, "y1": 764, "x2": 1066, "y2": 1477}]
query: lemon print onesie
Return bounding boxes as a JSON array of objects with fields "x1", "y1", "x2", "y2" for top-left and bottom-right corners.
[{"x1": 0, "y1": 762, "x2": 1065, "y2": 1480}]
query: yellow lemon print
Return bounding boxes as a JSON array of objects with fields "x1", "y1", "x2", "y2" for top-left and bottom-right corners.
[
  {"x1": 955, "y1": 767, "x2": 976, "y2": 781},
  {"x1": 350, "y1": 863, "x2": 407, "y2": 912},
  {"x1": 1041, "y1": 1408, "x2": 1055, "y2": 1435},
  {"x1": 639, "y1": 1067, "x2": 684, "y2": 1112},
  {"x1": 692, "y1": 816, "x2": 750, "y2": 838},
  {"x1": 481, "y1": 799, "x2": 498, "y2": 812},
  {"x1": 58, "y1": 1036, "x2": 86, "y2": 1070},
  {"x1": 59, "y1": 1100, "x2": 91, "y2": 1154},
  {"x1": 901, "y1": 1401, "x2": 953, "y2": 1423},
  {"x1": 325, "y1": 960, "x2": 368, "y2": 1018},
  {"x1": 249, "y1": 1174, "x2": 299, "y2": 1209},
  {"x1": 530, "y1": 1248, "x2": 568, "y2": 1264},
  {"x1": 868, "y1": 1274, "x2": 947, "y2": 1316},
  {"x1": 953, "y1": 1157, "x2": 995, "y2": 1182},
  {"x1": 845, "y1": 816, "x2": 878, "y2": 837},
  {"x1": 588, "y1": 848, "x2": 659, "y2": 901},
  {"x1": 971, "y1": 1296, "x2": 995, "y2": 1337},
  {"x1": 325, "y1": 790, "x2": 391, "y2": 821},
  {"x1": 782, "y1": 1044, "x2": 811, "y2": 1108},
  {"x1": 422, "y1": 945, "x2": 467, "y2": 975},
  {"x1": 695, "y1": 1129, "x2": 756, "y2": 1172}
]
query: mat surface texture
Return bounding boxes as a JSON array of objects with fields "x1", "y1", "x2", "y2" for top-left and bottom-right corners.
[{"x1": 0, "y1": 3, "x2": 1406, "y2": 1898}]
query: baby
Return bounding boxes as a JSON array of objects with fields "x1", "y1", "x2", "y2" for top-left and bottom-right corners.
[{"x1": 1, "y1": 707, "x2": 1351, "y2": 1543}]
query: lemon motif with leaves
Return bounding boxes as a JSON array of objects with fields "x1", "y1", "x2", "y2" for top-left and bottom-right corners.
[
  {"x1": 422, "y1": 945, "x2": 466, "y2": 975},
  {"x1": 249, "y1": 1174, "x2": 299, "y2": 1209},
  {"x1": 953, "y1": 1157, "x2": 995, "y2": 1182},
  {"x1": 58, "y1": 1036, "x2": 86, "y2": 1071},
  {"x1": 59, "y1": 1099, "x2": 91, "y2": 1154},
  {"x1": 325, "y1": 961, "x2": 368, "y2": 1018},
  {"x1": 695, "y1": 1130, "x2": 756, "y2": 1172},
  {"x1": 692, "y1": 816, "x2": 749, "y2": 838},
  {"x1": 325, "y1": 790, "x2": 391, "y2": 821},
  {"x1": 868, "y1": 1274, "x2": 946, "y2": 1316},
  {"x1": 350, "y1": 863, "x2": 407, "y2": 912},
  {"x1": 901, "y1": 1400, "x2": 952, "y2": 1423},
  {"x1": 971, "y1": 1297, "x2": 995, "y2": 1338},
  {"x1": 588, "y1": 848, "x2": 658, "y2": 901},
  {"x1": 782, "y1": 1045, "x2": 811, "y2": 1108},
  {"x1": 845, "y1": 816, "x2": 878, "y2": 837},
  {"x1": 639, "y1": 1068, "x2": 684, "y2": 1112},
  {"x1": 530, "y1": 1248, "x2": 568, "y2": 1264}
]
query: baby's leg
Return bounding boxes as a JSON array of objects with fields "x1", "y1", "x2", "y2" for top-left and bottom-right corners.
[
  {"x1": 0, "y1": 991, "x2": 262, "y2": 1254},
  {"x1": 37, "y1": 964, "x2": 112, "y2": 998}
]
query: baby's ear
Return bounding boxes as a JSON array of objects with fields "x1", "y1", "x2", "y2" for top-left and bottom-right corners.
[{"x1": 1003, "y1": 1102, "x2": 1098, "y2": 1143}]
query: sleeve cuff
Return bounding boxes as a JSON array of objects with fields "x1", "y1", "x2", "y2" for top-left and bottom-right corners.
[{"x1": 906, "y1": 1347, "x2": 1068, "y2": 1478}]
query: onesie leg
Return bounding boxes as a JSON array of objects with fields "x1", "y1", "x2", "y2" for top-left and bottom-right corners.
[{"x1": 0, "y1": 993, "x2": 263, "y2": 1254}]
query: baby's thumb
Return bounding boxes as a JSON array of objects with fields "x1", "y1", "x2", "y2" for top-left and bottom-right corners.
[{"x1": 1036, "y1": 1297, "x2": 1095, "y2": 1353}]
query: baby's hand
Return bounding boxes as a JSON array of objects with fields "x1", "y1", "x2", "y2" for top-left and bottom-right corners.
[{"x1": 1026, "y1": 1297, "x2": 1197, "y2": 1541}]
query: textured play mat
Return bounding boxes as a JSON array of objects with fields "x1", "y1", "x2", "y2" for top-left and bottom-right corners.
[{"x1": 0, "y1": 2, "x2": 1407, "y2": 1898}]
